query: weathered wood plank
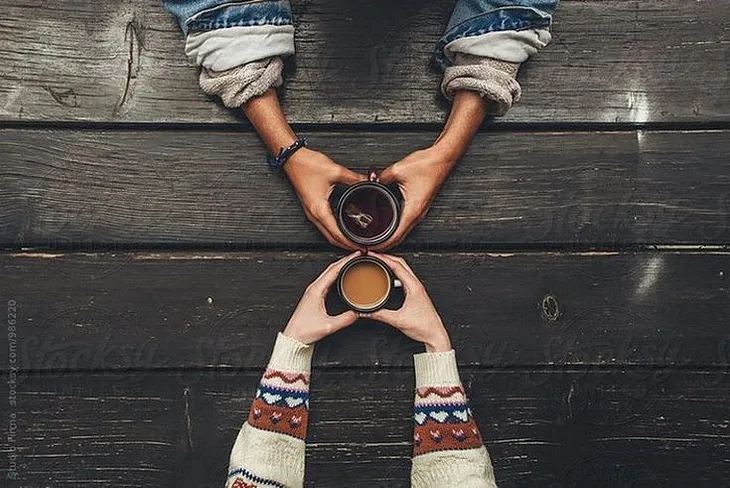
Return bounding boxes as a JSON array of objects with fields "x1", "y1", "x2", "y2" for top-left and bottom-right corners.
[
  {"x1": 2, "y1": 129, "x2": 729, "y2": 246},
  {"x1": 1, "y1": 0, "x2": 727, "y2": 123},
  {"x1": 1, "y1": 251, "x2": 728, "y2": 371},
  {"x1": 1, "y1": 371, "x2": 190, "y2": 486},
  {"x1": 2, "y1": 370, "x2": 729, "y2": 486}
]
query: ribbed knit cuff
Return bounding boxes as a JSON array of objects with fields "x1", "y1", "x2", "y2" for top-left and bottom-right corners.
[
  {"x1": 199, "y1": 56, "x2": 284, "y2": 108},
  {"x1": 441, "y1": 53, "x2": 521, "y2": 116},
  {"x1": 268, "y1": 332, "x2": 314, "y2": 374},
  {"x1": 414, "y1": 349, "x2": 461, "y2": 388}
]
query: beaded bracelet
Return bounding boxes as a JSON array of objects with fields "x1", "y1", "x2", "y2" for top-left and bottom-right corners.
[{"x1": 267, "y1": 137, "x2": 308, "y2": 171}]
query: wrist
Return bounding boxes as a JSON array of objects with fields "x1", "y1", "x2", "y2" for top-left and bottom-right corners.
[
  {"x1": 283, "y1": 147, "x2": 313, "y2": 176},
  {"x1": 282, "y1": 147, "x2": 317, "y2": 176},
  {"x1": 282, "y1": 323, "x2": 311, "y2": 345},
  {"x1": 427, "y1": 142, "x2": 461, "y2": 170},
  {"x1": 267, "y1": 137, "x2": 308, "y2": 172},
  {"x1": 424, "y1": 330, "x2": 452, "y2": 353}
]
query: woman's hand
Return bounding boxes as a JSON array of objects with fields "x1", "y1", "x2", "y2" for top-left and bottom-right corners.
[
  {"x1": 365, "y1": 252, "x2": 452, "y2": 353},
  {"x1": 285, "y1": 148, "x2": 366, "y2": 250},
  {"x1": 282, "y1": 251, "x2": 362, "y2": 344}
]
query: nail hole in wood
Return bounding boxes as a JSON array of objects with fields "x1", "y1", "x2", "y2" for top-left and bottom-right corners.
[{"x1": 542, "y1": 294, "x2": 560, "y2": 322}]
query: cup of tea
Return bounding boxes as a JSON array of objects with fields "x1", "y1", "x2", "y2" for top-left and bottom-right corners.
[
  {"x1": 336, "y1": 255, "x2": 403, "y2": 313},
  {"x1": 336, "y1": 168, "x2": 400, "y2": 247}
]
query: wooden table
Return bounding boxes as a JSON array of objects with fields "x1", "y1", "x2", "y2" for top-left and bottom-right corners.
[{"x1": 1, "y1": 1, "x2": 729, "y2": 486}]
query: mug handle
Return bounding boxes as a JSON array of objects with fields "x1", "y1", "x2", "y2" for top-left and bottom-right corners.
[
  {"x1": 368, "y1": 167, "x2": 380, "y2": 182},
  {"x1": 393, "y1": 279, "x2": 403, "y2": 289}
]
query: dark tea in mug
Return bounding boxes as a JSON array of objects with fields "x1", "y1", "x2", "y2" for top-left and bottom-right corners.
[{"x1": 336, "y1": 169, "x2": 400, "y2": 247}]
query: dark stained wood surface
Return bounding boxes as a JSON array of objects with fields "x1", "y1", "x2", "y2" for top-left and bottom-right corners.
[
  {"x1": 1, "y1": 0, "x2": 728, "y2": 124},
  {"x1": 2, "y1": 370, "x2": 729, "y2": 487},
  {"x1": 2, "y1": 251, "x2": 728, "y2": 371},
  {"x1": 2, "y1": 0, "x2": 728, "y2": 485},
  {"x1": 3, "y1": 129, "x2": 729, "y2": 247}
]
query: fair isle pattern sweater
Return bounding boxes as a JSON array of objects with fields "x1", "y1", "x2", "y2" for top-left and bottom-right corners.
[{"x1": 225, "y1": 333, "x2": 496, "y2": 488}]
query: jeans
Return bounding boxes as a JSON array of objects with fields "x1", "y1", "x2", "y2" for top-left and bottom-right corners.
[{"x1": 163, "y1": 0, "x2": 558, "y2": 72}]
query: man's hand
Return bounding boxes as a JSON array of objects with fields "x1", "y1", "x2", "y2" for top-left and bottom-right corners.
[
  {"x1": 243, "y1": 89, "x2": 366, "y2": 249},
  {"x1": 370, "y1": 146, "x2": 457, "y2": 251},
  {"x1": 370, "y1": 91, "x2": 488, "y2": 250},
  {"x1": 285, "y1": 148, "x2": 366, "y2": 249}
]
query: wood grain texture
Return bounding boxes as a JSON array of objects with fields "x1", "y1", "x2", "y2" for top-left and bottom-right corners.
[
  {"x1": 2, "y1": 129, "x2": 729, "y2": 246},
  {"x1": 1, "y1": 0, "x2": 727, "y2": 123},
  {"x1": 2, "y1": 251, "x2": 728, "y2": 371},
  {"x1": 2, "y1": 370, "x2": 729, "y2": 486}
]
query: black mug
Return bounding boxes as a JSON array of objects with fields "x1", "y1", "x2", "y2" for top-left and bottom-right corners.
[
  {"x1": 336, "y1": 255, "x2": 403, "y2": 313},
  {"x1": 336, "y1": 168, "x2": 401, "y2": 247}
]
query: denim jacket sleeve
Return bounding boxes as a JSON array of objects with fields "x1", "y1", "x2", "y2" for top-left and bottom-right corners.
[
  {"x1": 163, "y1": 0, "x2": 295, "y2": 107},
  {"x1": 436, "y1": 0, "x2": 559, "y2": 115},
  {"x1": 163, "y1": 0, "x2": 295, "y2": 71}
]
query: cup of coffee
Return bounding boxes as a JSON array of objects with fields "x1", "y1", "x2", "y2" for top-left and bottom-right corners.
[
  {"x1": 336, "y1": 168, "x2": 400, "y2": 247},
  {"x1": 337, "y1": 255, "x2": 402, "y2": 313}
]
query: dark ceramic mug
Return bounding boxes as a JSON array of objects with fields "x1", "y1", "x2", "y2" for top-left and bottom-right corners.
[
  {"x1": 336, "y1": 168, "x2": 401, "y2": 247},
  {"x1": 336, "y1": 255, "x2": 403, "y2": 313}
]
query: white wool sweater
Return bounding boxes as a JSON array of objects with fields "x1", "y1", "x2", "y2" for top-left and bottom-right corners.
[{"x1": 225, "y1": 333, "x2": 496, "y2": 488}]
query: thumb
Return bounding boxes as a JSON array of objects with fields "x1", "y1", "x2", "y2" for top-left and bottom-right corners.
[
  {"x1": 328, "y1": 310, "x2": 359, "y2": 331},
  {"x1": 378, "y1": 165, "x2": 399, "y2": 185},
  {"x1": 366, "y1": 307, "x2": 401, "y2": 326},
  {"x1": 338, "y1": 167, "x2": 368, "y2": 185}
]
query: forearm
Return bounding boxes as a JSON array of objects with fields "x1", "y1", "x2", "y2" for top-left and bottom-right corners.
[
  {"x1": 436, "y1": 0, "x2": 557, "y2": 117},
  {"x1": 226, "y1": 333, "x2": 313, "y2": 488},
  {"x1": 243, "y1": 88, "x2": 298, "y2": 158},
  {"x1": 411, "y1": 350, "x2": 496, "y2": 488},
  {"x1": 432, "y1": 90, "x2": 488, "y2": 164}
]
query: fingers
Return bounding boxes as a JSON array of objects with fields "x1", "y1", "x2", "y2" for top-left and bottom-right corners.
[
  {"x1": 328, "y1": 310, "x2": 359, "y2": 332},
  {"x1": 366, "y1": 307, "x2": 401, "y2": 326},
  {"x1": 309, "y1": 250, "x2": 361, "y2": 297},
  {"x1": 338, "y1": 166, "x2": 368, "y2": 185},
  {"x1": 312, "y1": 216, "x2": 355, "y2": 250},
  {"x1": 314, "y1": 204, "x2": 360, "y2": 250},
  {"x1": 370, "y1": 200, "x2": 423, "y2": 251},
  {"x1": 377, "y1": 165, "x2": 398, "y2": 185},
  {"x1": 368, "y1": 251, "x2": 422, "y2": 293},
  {"x1": 305, "y1": 202, "x2": 357, "y2": 250}
]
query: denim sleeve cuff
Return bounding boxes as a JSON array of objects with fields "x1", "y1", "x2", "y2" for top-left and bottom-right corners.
[
  {"x1": 186, "y1": 25, "x2": 295, "y2": 72},
  {"x1": 444, "y1": 28, "x2": 551, "y2": 65},
  {"x1": 198, "y1": 57, "x2": 284, "y2": 108},
  {"x1": 441, "y1": 54, "x2": 521, "y2": 116}
]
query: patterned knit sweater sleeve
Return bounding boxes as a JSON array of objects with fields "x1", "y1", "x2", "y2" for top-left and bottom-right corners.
[
  {"x1": 225, "y1": 332, "x2": 313, "y2": 488},
  {"x1": 411, "y1": 350, "x2": 497, "y2": 488}
]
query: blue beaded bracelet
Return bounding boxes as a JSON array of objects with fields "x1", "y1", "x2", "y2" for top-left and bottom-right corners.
[{"x1": 267, "y1": 137, "x2": 308, "y2": 171}]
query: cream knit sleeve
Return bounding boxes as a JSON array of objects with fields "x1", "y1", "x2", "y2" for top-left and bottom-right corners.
[
  {"x1": 410, "y1": 350, "x2": 497, "y2": 488},
  {"x1": 225, "y1": 333, "x2": 313, "y2": 488},
  {"x1": 441, "y1": 53, "x2": 521, "y2": 117},
  {"x1": 199, "y1": 56, "x2": 285, "y2": 109}
]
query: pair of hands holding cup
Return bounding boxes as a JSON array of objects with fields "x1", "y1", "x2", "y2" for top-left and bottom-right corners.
[
  {"x1": 283, "y1": 251, "x2": 452, "y2": 353},
  {"x1": 284, "y1": 146, "x2": 456, "y2": 250}
]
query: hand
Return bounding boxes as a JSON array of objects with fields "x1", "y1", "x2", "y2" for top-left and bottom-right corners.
[
  {"x1": 282, "y1": 251, "x2": 362, "y2": 344},
  {"x1": 365, "y1": 252, "x2": 452, "y2": 353},
  {"x1": 371, "y1": 146, "x2": 457, "y2": 251},
  {"x1": 285, "y1": 148, "x2": 366, "y2": 249}
]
